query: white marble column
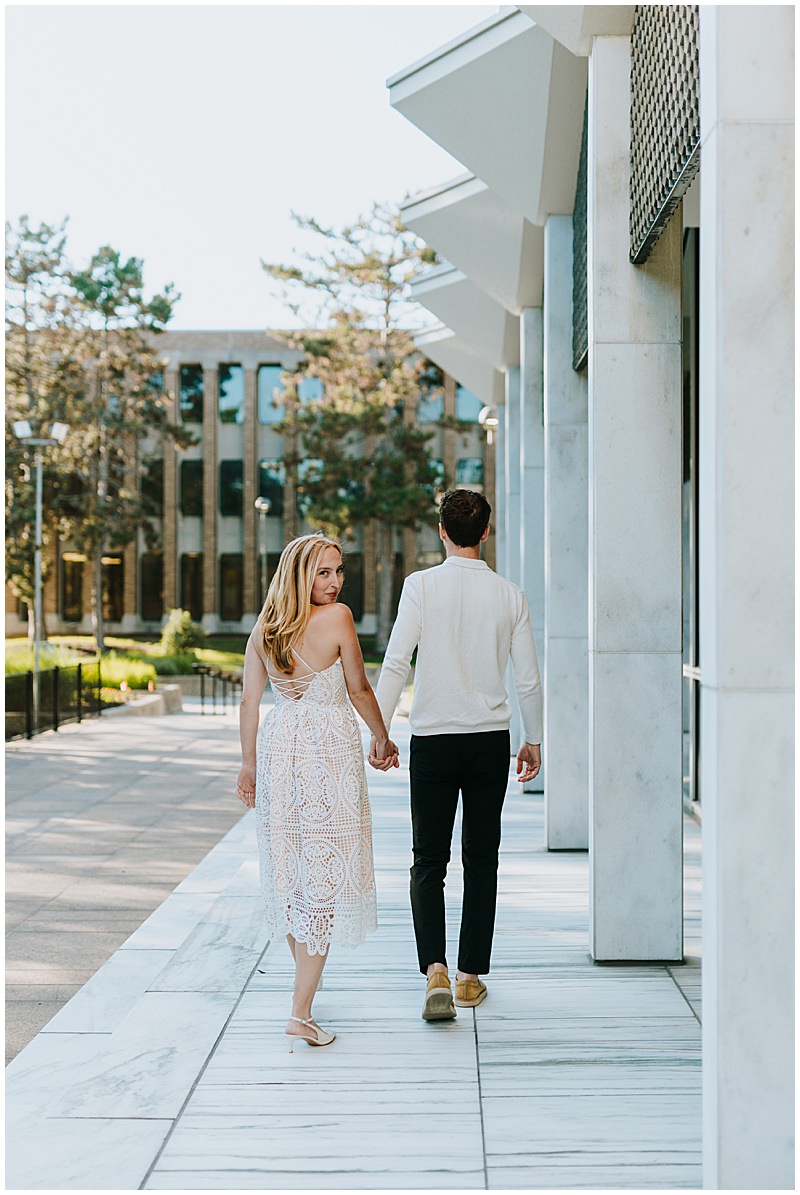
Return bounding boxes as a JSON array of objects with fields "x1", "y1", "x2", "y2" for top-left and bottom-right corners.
[
  {"x1": 543, "y1": 216, "x2": 589, "y2": 849},
  {"x1": 503, "y1": 366, "x2": 522, "y2": 749},
  {"x1": 587, "y1": 36, "x2": 683, "y2": 960},
  {"x1": 698, "y1": 8, "x2": 794, "y2": 1189},
  {"x1": 519, "y1": 309, "x2": 545, "y2": 788},
  {"x1": 493, "y1": 399, "x2": 507, "y2": 578},
  {"x1": 503, "y1": 366, "x2": 521, "y2": 587}
]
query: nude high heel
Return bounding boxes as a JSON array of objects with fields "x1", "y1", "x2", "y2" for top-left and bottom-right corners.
[{"x1": 285, "y1": 1016, "x2": 335, "y2": 1052}]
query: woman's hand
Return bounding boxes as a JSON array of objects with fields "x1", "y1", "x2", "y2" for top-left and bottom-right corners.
[
  {"x1": 368, "y1": 735, "x2": 400, "y2": 771},
  {"x1": 236, "y1": 764, "x2": 256, "y2": 808}
]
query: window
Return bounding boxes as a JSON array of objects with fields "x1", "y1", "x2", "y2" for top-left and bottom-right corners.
[
  {"x1": 418, "y1": 363, "x2": 444, "y2": 423},
  {"x1": 141, "y1": 458, "x2": 163, "y2": 518},
  {"x1": 341, "y1": 552, "x2": 364, "y2": 622},
  {"x1": 219, "y1": 554, "x2": 244, "y2": 622},
  {"x1": 296, "y1": 458, "x2": 323, "y2": 518},
  {"x1": 180, "y1": 460, "x2": 204, "y2": 517},
  {"x1": 455, "y1": 457, "x2": 484, "y2": 489},
  {"x1": 102, "y1": 556, "x2": 124, "y2": 623},
  {"x1": 298, "y1": 376, "x2": 324, "y2": 402},
  {"x1": 61, "y1": 554, "x2": 85, "y2": 622},
  {"x1": 455, "y1": 385, "x2": 483, "y2": 422},
  {"x1": 180, "y1": 553, "x2": 203, "y2": 621},
  {"x1": 219, "y1": 364, "x2": 245, "y2": 423},
  {"x1": 219, "y1": 460, "x2": 244, "y2": 517},
  {"x1": 180, "y1": 365, "x2": 204, "y2": 423},
  {"x1": 140, "y1": 552, "x2": 163, "y2": 622},
  {"x1": 258, "y1": 552, "x2": 283, "y2": 605},
  {"x1": 258, "y1": 365, "x2": 285, "y2": 424},
  {"x1": 423, "y1": 457, "x2": 445, "y2": 498},
  {"x1": 258, "y1": 459, "x2": 285, "y2": 518}
]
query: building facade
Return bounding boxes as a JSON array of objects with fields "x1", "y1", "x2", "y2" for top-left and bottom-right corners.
[
  {"x1": 5, "y1": 331, "x2": 494, "y2": 638},
  {"x1": 388, "y1": 5, "x2": 793, "y2": 1188}
]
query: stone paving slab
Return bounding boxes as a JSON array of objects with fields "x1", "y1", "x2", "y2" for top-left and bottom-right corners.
[{"x1": 5, "y1": 702, "x2": 253, "y2": 1062}]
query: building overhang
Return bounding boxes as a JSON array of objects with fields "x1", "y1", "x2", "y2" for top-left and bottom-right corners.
[
  {"x1": 388, "y1": 8, "x2": 587, "y2": 226},
  {"x1": 517, "y1": 5, "x2": 635, "y2": 57},
  {"x1": 403, "y1": 174, "x2": 544, "y2": 315},
  {"x1": 411, "y1": 263, "x2": 520, "y2": 368},
  {"x1": 415, "y1": 324, "x2": 505, "y2": 409}
]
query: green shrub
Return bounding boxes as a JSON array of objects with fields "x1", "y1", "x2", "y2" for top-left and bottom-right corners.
[
  {"x1": 151, "y1": 653, "x2": 197, "y2": 676},
  {"x1": 160, "y1": 609, "x2": 206, "y2": 656},
  {"x1": 99, "y1": 653, "x2": 157, "y2": 691}
]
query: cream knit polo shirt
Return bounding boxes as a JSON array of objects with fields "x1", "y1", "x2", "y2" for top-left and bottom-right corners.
[{"x1": 375, "y1": 556, "x2": 543, "y2": 744}]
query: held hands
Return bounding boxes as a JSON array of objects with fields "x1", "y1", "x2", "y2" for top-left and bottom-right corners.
[
  {"x1": 516, "y1": 742, "x2": 541, "y2": 784},
  {"x1": 236, "y1": 764, "x2": 256, "y2": 809},
  {"x1": 368, "y1": 734, "x2": 400, "y2": 771}
]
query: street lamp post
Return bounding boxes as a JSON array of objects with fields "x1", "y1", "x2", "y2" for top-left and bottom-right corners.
[
  {"x1": 478, "y1": 405, "x2": 500, "y2": 446},
  {"x1": 13, "y1": 420, "x2": 69, "y2": 733},
  {"x1": 254, "y1": 496, "x2": 271, "y2": 600}
]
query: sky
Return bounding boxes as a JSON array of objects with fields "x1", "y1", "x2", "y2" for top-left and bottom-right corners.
[{"x1": 6, "y1": 3, "x2": 497, "y2": 330}]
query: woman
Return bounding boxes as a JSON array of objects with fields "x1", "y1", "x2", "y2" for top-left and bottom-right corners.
[{"x1": 236, "y1": 533, "x2": 398, "y2": 1051}]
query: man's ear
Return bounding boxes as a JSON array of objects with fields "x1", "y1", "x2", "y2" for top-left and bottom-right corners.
[
  {"x1": 480, "y1": 524, "x2": 490, "y2": 543},
  {"x1": 438, "y1": 522, "x2": 446, "y2": 542}
]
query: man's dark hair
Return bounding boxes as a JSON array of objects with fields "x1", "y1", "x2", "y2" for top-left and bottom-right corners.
[{"x1": 438, "y1": 488, "x2": 492, "y2": 548}]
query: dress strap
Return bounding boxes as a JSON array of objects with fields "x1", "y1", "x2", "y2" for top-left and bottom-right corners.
[{"x1": 291, "y1": 646, "x2": 318, "y2": 674}]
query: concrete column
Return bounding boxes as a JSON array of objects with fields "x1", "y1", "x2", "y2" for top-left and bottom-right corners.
[
  {"x1": 162, "y1": 370, "x2": 179, "y2": 614},
  {"x1": 587, "y1": 36, "x2": 683, "y2": 960},
  {"x1": 698, "y1": 8, "x2": 794, "y2": 1188},
  {"x1": 242, "y1": 368, "x2": 258, "y2": 619},
  {"x1": 493, "y1": 398, "x2": 506, "y2": 578},
  {"x1": 520, "y1": 309, "x2": 545, "y2": 788},
  {"x1": 543, "y1": 215, "x2": 589, "y2": 849},
  {"x1": 503, "y1": 365, "x2": 522, "y2": 750},
  {"x1": 202, "y1": 367, "x2": 218, "y2": 628},
  {"x1": 503, "y1": 367, "x2": 521, "y2": 587}
]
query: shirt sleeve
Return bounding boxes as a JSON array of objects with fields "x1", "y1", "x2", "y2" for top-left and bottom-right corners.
[
  {"x1": 375, "y1": 576, "x2": 422, "y2": 730},
  {"x1": 510, "y1": 592, "x2": 543, "y2": 745}
]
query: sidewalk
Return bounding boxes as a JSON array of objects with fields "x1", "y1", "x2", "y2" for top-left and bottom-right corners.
[{"x1": 6, "y1": 715, "x2": 702, "y2": 1190}]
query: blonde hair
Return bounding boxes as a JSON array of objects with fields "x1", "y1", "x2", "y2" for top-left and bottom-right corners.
[{"x1": 259, "y1": 533, "x2": 342, "y2": 673}]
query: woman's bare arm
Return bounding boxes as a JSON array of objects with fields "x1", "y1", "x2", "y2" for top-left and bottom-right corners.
[
  {"x1": 333, "y1": 605, "x2": 399, "y2": 768},
  {"x1": 236, "y1": 629, "x2": 268, "y2": 807}
]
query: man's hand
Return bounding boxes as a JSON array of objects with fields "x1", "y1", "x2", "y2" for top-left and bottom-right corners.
[
  {"x1": 516, "y1": 742, "x2": 541, "y2": 784},
  {"x1": 368, "y1": 734, "x2": 400, "y2": 771}
]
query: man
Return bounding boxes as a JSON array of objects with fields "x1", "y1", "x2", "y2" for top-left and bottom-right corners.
[{"x1": 370, "y1": 489, "x2": 542, "y2": 1021}]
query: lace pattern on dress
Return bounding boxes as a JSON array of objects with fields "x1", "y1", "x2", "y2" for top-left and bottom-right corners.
[{"x1": 255, "y1": 650, "x2": 377, "y2": 955}]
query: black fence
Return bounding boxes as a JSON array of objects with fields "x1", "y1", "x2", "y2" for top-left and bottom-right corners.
[
  {"x1": 5, "y1": 660, "x2": 103, "y2": 741},
  {"x1": 192, "y1": 664, "x2": 243, "y2": 715}
]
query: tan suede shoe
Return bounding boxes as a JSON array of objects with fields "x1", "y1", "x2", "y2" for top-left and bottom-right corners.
[
  {"x1": 421, "y1": 971, "x2": 457, "y2": 1021},
  {"x1": 454, "y1": 977, "x2": 487, "y2": 1007}
]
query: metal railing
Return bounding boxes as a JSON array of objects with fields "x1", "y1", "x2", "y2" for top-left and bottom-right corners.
[
  {"x1": 5, "y1": 660, "x2": 103, "y2": 741},
  {"x1": 191, "y1": 664, "x2": 243, "y2": 714}
]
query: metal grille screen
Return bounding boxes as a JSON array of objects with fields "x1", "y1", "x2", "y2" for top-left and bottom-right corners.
[
  {"x1": 630, "y1": 4, "x2": 700, "y2": 264},
  {"x1": 572, "y1": 92, "x2": 588, "y2": 372}
]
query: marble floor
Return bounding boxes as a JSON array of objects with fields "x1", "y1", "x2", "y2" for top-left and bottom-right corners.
[{"x1": 5, "y1": 719, "x2": 702, "y2": 1190}]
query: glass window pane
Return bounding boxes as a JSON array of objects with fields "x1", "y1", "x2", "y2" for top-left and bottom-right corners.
[
  {"x1": 142, "y1": 458, "x2": 163, "y2": 517},
  {"x1": 418, "y1": 362, "x2": 444, "y2": 423},
  {"x1": 298, "y1": 376, "x2": 324, "y2": 403},
  {"x1": 341, "y1": 552, "x2": 364, "y2": 622},
  {"x1": 258, "y1": 552, "x2": 283, "y2": 605},
  {"x1": 296, "y1": 458, "x2": 323, "y2": 518},
  {"x1": 219, "y1": 364, "x2": 245, "y2": 424},
  {"x1": 258, "y1": 459, "x2": 285, "y2": 518},
  {"x1": 140, "y1": 552, "x2": 163, "y2": 621},
  {"x1": 219, "y1": 460, "x2": 244, "y2": 517},
  {"x1": 180, "y1": 553, "x2": 203, "y2": 621},
  {"x1": 455, "y1": 457, "x2": 484, "y2": 488},
  {"x1": 219, "y1": 554, "x2": 243, "y2": 622},
  {"x1": 179, "y1": 365, "x2": 204, "y2": 423},
  {"x1": 101, "y1": 556, "x2": 124, "y2": 622},
  {"x1": 258, "y1": 365, "x2": 285, "y2": 424},
  {"x1": 423, "y1": 457, "x2": 445, "y2": 498},
  {"x1": 61, "y1": 555, "x2": 85, "y2": 621},
  {"x1": 455, "y1": 385, "x2": 483, "y2": 422},
  {"x1": 180, "y1": 460, "x2": 204, "y2": 517}
]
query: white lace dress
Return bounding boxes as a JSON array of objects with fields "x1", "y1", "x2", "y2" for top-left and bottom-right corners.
[{"x1": 255, "y1": 649, "x2": 378, "y2": 955}]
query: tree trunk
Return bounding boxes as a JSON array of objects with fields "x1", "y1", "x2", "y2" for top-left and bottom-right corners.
[
  {"x1": 375, "y1": 521, "x2": 395, "y2": 653},
  {"x1": 91, "y1": 548, "x2": 105, "y2": 653}
]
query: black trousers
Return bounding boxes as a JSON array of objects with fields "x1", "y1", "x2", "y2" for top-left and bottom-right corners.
[{"x1": 409, "y1": 730, "x2": 510, "y2": 976}]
